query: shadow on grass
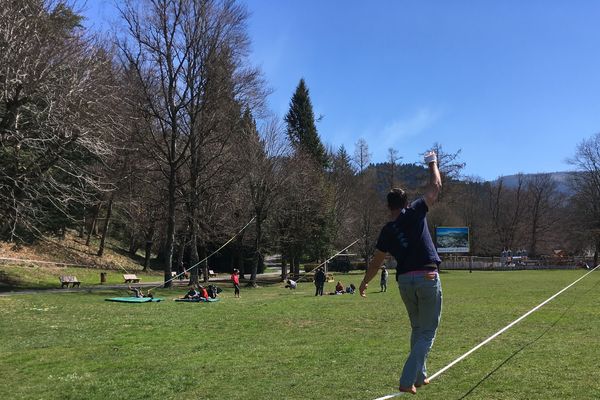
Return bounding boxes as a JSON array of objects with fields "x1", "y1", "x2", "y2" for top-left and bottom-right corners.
[{"x1": 457, "y1": 278, "x2": 600, "y2": 399}]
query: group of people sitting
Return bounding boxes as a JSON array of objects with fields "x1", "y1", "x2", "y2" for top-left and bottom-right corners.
[
  {"x1": 182, "y1": 284, "x2": 221, "y2": 300},
  {"x1": 284, "y1": 279, "x2": 355, "y2": 295},
  {"x1": 331, "y1": 281, "x2": 355, "y2": 295}
]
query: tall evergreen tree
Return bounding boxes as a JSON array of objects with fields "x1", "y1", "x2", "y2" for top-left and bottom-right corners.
[{"x1": 284, "y1": 79, "x2": 328, "y2": 168}]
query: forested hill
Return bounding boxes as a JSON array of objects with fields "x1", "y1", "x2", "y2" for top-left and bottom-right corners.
[
  {"x1": 369, "y1": 162, "x2": 429, "y2": 194},
  {"x1": 367, "y1": 162, "x2": 574, "y2": 198},
  {"x1": 492, "y1": 171, "x2": 573, "y2": 194}
]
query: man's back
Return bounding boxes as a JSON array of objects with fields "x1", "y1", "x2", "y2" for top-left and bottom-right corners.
[{"x1": 376, "y1": 198, "x2": 440, "y2": 274}]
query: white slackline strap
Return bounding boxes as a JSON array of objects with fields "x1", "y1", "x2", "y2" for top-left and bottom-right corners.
[
  {"x1": 372, "y1": 264, "x2": 600, "y2": 400},
  {"x1": 147, "y1": 216, "x2": 256, "y2": 291},
  {"x1": 295, "y1": 238, "x2": 361, "y2": 283}
]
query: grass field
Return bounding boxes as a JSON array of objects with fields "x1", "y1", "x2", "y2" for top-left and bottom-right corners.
[{"x1": 1, "y1": 269, "x2": 599, "y2": 400}]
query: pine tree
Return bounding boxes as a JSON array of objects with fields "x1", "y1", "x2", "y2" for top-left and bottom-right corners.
[{"x1": 284, "y1": 79, "x2": 329, "y2": 168}]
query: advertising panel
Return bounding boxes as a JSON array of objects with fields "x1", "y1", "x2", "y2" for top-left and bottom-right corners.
[{"x1": 436, "y1": 226, "x2": 469, "y2": 253}]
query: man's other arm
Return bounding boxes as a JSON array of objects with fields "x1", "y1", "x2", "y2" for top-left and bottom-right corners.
[{"x1": 359, "y1": 249, "x2": 387, "y2": 297}]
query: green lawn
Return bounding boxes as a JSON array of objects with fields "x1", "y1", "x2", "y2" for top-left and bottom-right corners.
[{"x1": 0, "y1": 270, "x2": 599, "y2": 399}]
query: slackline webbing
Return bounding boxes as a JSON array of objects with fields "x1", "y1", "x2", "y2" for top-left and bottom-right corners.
[
  {"x1": 295, "y1": 238, "x2": 362, "y2": 283},
  {"x1": 146, "y1": 216, "x2": 256, "y2": 291},
  {"x1": 372, "y1": 264, "x2": 600, "y2": 400}
]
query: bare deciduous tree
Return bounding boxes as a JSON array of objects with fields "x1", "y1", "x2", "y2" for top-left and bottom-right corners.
[
  {"x1": 0, "y1": 0, "x2": 122, "y2": 241},
  {"x1": 387, "y1": 147, "x2": 401, "y2": 189},
  {"x1": 568, "y1": 132, "x2": 600, "y2": 265}
]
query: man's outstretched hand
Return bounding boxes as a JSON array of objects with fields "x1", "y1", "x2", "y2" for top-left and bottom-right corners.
[
  {"x1": 359, "y1": 281, "x2": 368, "y2": 297},
  {"x1": 424, "y1": 151, "x2": 437, "y2": 165}
]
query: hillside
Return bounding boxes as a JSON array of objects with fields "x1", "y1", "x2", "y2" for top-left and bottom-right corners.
[
  {"x1": 492, "y1": 171, "x2": 574, "y2": 193},
  {"x1": 0, "y1": 232, "x2": 151, "y2": 270},
  {"x1": 0, "y1": 231, "x2": 161, "y2": 290}
]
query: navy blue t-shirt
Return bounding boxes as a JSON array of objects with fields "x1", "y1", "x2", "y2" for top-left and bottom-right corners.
[{"x1": 375, "y1": 197, "x2": 441, "y2": 274}]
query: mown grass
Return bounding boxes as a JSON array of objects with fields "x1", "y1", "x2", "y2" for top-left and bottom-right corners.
[{"x1": 0, "y1": 270, "x2": 599, "y2": 400}]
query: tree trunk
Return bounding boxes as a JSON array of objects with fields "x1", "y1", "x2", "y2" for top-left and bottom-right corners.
[
  {"x1": 291, "y1": 252, "x2": 300, "y2": 279},
  {"x1": 201, "y1": 246, "x2": 209, "y2": 283},
  {"x1": 128, "y1": 232, "x2": 138, "y2": 255},
  {"x1": 594, "y1": 236, "x2": 600, "y2": 267},
  {"x1": 79, "y1": 204, "x2": 86, "y2": 238},
  {"x1": 163, "y1": 171, "x2": 177, "y2": 288},
  {"x1": 189, "y1": 232, "x2": 201, "y2": 286},
  {"x1": 281, "y1": 257, "x2": 287, "y2": 282},
  {"x1": 236, "y1": 244, "x2": 245, "y2": 279},
  {"x1": 173, "y1": 234, "x2": 184, "y2": 281},
  {"x1": 143, "y1": 243, "x2": 152, "y2": 271},
  {"x1": 86, "y1": 202, "x2": 101, "y2": 246},
  {"x1": 142, "y1": 224, "x2": 155, "y2": 272},
  {"x1": 97, "y1": 195, "x2": 114, "y2": 257},
  {"x1": 250, "y1": 214, "x2": 262, "y2": 286},
  {"x1": 187, "y1": 118, "x2": 200, "y2": 284}
]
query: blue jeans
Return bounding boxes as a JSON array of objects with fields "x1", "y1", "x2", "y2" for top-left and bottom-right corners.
[{"x1": 397, "y1": 272, "x2": 442, "y2": 387}]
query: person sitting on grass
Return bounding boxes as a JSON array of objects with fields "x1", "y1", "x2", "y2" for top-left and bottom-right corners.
[
  {"x1": 128, "y1": 286, "x2": 153, "y2": 298},
  {"x1": 346, "y1": 283, "x2": 356, "y2": 294},
  {"x1": 183, "y1": 287, "x2": 199, "y2": 300},
  {"x1": 328, "y1": 281, "x2": 346, "y2": 295},
  {"x1": 284, "y1": 279, "x2": 297, "y2": 289},
  {"x1": 197, "y1": 285, "x2": 210, "y2": 300},
  {"x1": 206, "y1": 285, "x2": 221, "y2": 299}
]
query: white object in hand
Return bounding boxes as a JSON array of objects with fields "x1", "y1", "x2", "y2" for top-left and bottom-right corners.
[{"x1": 424, "y1": 151, "x2": 437, "y2": 164}]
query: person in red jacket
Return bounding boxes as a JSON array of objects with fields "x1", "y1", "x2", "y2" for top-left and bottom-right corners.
[
  {"x1": 231, "y1": 269, "x2": 240, "y2": 298},
  {"x1": 197, "y1": 285, "x2": 209, "y2": 300}
]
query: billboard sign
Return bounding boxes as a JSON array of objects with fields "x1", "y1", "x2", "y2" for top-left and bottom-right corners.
[{"x1": 436, "y1": 226, "x2": 469, "y2": 253}]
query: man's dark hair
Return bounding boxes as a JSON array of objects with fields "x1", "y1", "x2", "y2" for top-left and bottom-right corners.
[{"x1": 387, "y1": 188, "x2": 408, "y2": 210}]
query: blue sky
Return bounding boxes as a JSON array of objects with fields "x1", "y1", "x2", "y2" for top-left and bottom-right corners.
[{"x1": 81, "y1": 0, "x2": 600, "y2": 180}]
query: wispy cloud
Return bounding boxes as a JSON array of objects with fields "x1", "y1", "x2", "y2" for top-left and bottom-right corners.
[
  {"x1": 379, "y1": 108, "x2": 442, "y2": 147},
  {"x1": 356, "y1": 108, "x2": 442, "y2": 162}
]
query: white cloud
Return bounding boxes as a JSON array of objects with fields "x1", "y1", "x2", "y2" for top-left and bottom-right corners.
[{"x1": 379, "y1": 108, "x2": 442, "y2": 148}]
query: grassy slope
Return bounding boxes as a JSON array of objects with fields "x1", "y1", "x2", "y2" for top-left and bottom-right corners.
[
  {"x1": 0, "y1": 233, "x2": 162, "y2": 290},
  {"x1": 0, "y1": 270, "x2": 599, "y2": 400}
]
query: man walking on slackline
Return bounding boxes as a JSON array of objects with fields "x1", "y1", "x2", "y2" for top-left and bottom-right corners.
[{"x1": 359, "y1": 151, "x2": 442, "y2": 395}]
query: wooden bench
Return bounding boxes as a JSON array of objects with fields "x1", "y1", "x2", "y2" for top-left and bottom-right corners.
[
  {"x1": 59, "y1": 275, "x2": 80, "y2": 288},
  {"x1": 123, "y1": 274, "x2": 140, "y2": 283},
  {"x1": 208, "y1": 270, "x2": 217, "y2": 278}
]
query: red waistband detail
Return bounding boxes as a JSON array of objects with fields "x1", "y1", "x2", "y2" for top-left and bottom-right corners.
[{"x1": 401, "y1": 270, "x2": 438, "y2": 277}]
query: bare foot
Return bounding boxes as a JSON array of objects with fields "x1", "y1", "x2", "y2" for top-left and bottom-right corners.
[
  {"x1": 399, "y1": 385, "x2": 416, "y2": 395},
  {"x1": 415, "y1": 379, "x2": 430, "y2": 388}
]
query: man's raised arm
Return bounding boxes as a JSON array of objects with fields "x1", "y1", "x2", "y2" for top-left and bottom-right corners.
[{"x1": 423, "y1": 151, "x2": 442, "y2": 207}]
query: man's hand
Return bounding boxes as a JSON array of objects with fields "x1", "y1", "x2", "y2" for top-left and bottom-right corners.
[
  {"x1": 423, "y1": 151, "x2": 441, "y2": 207},
  {"x1": 424, "y1": 151, "x2": 437, "y2": 165},
  {"x1": 359, "y1": 280, "x2": 368, "y2": 297}
]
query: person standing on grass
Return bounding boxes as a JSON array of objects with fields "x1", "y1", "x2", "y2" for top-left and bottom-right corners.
[
  {"x1": 314, "y1": 267, "x2": 326, "y2": 296},
  {"x1": 380, "y1": 265, "x2": 389, "y2": 292},
  {"x1": 359, "y1": 151, "x2": 442, "y2": 395},
  {"x1": 231, "y1": 269, "x2": 240, "y2": 298}
]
